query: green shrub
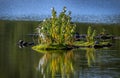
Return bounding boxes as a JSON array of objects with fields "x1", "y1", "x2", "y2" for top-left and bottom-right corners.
[
  {"x1": 36, "y1": 7, "x2": 76, "y2": 45},
  {"x1": 86, "y1": 26, "x2": 96, "y2": 42}
]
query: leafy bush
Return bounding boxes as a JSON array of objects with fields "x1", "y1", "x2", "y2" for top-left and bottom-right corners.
[{"x1": 36, "y1": 7, "x2": 76, "y2": 45}]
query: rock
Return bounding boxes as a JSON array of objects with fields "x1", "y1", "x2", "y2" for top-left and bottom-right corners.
[
  {"x1": 17, "y1": 40, "x2": 34, "y2": 48},
  {"x1": 95, "y1": 41, "x2": 99, "y2": 44},
  {"x1": 94, "y1": 45, "x2": 103, "y2": 48},
  {"x1": 94, "y1": 43, "x2": 112, "y2": 49},
  {"x1": 96, "y1": 34, "x2": 114, "y2": 40}
]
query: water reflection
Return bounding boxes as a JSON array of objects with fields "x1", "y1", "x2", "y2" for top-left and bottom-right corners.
[
  {"x1": 37, "y1": 50, "x2": 74, "y2": 78},
  {"x1": 86, "y1": 48, "x2": 96, "y2": 67},
  {"x1": 37, "y1": 48, "x2": 96, "y2": 78}
]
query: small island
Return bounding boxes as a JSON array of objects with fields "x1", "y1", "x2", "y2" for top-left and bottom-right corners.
[{"x1": 32, "y1": 7, "x2": 112, "y2": 52}]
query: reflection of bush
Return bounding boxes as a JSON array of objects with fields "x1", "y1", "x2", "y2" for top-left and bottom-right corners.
[
  {"x1": 37, "y1": 50, "x2": 74, "y2": 78},
  {"x1": 86, "y1": 48, "x2": 96, "y2": 66}
]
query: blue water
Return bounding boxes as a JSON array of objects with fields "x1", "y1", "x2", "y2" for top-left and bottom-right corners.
[{"x1": 0, "y1": 15, "x2": 120, "y2": 24}]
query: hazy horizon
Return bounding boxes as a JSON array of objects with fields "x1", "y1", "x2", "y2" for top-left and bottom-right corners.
[{"x1": 0, "y1": 0, "x2": 120, "y2": 23}]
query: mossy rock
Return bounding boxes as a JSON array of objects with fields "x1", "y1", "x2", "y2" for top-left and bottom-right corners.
[
  {"x1": 32, "y1": 41, "x2": 112, "y2": 53},
  {"x1": 32, "y1": 44, "x2": 73, "y2": 53}
]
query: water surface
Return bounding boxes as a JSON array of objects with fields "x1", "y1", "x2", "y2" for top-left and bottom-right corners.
[{"x1": 0, "y1": 20, "x2": 120, "y2": 78}]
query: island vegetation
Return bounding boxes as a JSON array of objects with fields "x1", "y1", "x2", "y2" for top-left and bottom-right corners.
[{"x1": 32, "y1": 7, "x2": 112, "y2": 52}]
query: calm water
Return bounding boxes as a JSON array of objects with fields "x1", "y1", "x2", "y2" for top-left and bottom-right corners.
[{"x1": 0, "y1": 20, "x2": 120, "y2": 78}]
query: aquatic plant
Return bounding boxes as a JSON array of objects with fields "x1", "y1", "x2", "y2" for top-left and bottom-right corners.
[{"x1": 86, "y1": 26, "x2": 96, "y2": 43}]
